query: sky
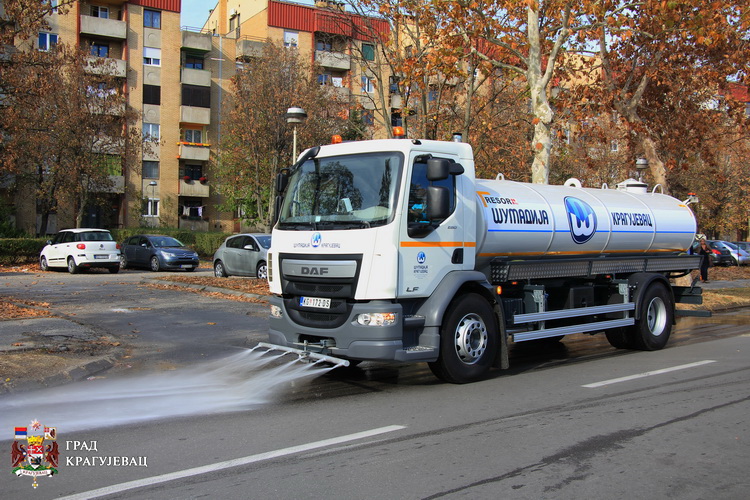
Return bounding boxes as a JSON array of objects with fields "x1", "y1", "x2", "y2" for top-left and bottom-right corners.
[{"x1": 180, "y1": 0, "x2": 216, "y2": 29}]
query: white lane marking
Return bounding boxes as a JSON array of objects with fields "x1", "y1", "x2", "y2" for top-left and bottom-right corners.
[
  {"x1": 59, "y1": 425, "x2": 406, "y2": 500},
  {"x1": 583, "y1": 360, "x2": 717, "y2": 388}
]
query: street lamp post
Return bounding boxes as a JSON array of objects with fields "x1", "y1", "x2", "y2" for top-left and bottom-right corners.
[
  {"x1": 285, "y1": 106, "x2": 307, "y2": 163},
  {"x1": 635, "y1": 157, "x2": 649, "y2": 182}
]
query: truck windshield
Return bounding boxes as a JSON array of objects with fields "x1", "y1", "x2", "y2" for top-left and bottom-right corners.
[{"x1": 277, "y1": 152, "x2": 403, "y2": 229}]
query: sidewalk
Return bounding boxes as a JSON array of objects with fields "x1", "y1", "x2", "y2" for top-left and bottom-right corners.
[{"x1": 0, "y1": 316, "x2": 124, "y2": 393}]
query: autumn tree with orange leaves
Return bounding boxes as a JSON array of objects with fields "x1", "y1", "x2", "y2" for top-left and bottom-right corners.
[{"x1": 213, "y1": 42, "x2": 350, "y2": 228}]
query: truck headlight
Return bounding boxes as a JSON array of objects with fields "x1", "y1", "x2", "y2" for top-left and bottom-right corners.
[
  {"x1": 270, "y1": 305, "x2": 283, "y2": 318},
  {"x1": 356, "y1": 312, "x2": 396, "y2": 326}
]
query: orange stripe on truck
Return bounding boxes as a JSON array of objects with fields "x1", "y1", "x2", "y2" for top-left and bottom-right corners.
[{"x1": 401, "y1": 241, "x2": 476, "y2": 248}]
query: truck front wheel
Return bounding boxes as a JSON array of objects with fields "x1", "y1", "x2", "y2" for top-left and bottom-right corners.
[{"x1": 429, "y1": 293, "x2": 498, "y2": 384}]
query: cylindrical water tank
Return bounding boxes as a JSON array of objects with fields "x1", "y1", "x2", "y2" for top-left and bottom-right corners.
[{"x1": 474, "y1": 178, "x2": 697, "y2": 264}]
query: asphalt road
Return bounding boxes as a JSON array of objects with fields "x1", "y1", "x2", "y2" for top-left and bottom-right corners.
[{"x1": 1, "y1": 269, "x2": 749, "y2": 499}]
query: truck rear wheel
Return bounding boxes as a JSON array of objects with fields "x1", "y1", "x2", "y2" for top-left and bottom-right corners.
[
  {"x1": 631, "y1": 282, "x2": 673, "y2": 350},
  {"x1": 429, "y1": 293, "x2": 497, "y2": 384}
]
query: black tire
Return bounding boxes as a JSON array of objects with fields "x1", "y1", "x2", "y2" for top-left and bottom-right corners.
[
  {"x1": 150, "y1": 255, "x2": 161, "y2": 272},
  {"x1": 108, "y1": 266, "x2": 120, "y2": 274},
  {"x1": 40, "y1": 256, "x2": 49, "y2": 272},
  {"x1": 605, "y1": 327, "x2": 634, "y2": 349},
  {"x1": 214, "y1": 260, "x2": 227, "y2": 277},
  {"x1": 428, "y1": 293, "x2": 498, "y2": 384},
  {"x1": 631, "y1": 282, "x2": 673, "y2": 351},
  {"x1": 256, "y1": 261, "x2": 268, "y2": 280},
  {"x1": 119, "y1": 254, "x2": 128, "y2": 270},
  {"x1": 67, "y1": 257, "x2": 79, "y2": 274}
]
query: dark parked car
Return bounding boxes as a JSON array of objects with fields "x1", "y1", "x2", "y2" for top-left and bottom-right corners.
[
  {"x1": 691, "y1": 240, "x2": 735, "y2": 267},
  {"x1": 212, "y1": 233, "x2": 270, "y2": 279},
  {"x1": 120, "y1": 235, "x2": 199, "y2": 272}
]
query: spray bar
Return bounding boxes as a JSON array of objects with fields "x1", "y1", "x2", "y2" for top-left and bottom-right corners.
[{"x1": 257, "y1": 342, "x2": 350, "y2": 367}]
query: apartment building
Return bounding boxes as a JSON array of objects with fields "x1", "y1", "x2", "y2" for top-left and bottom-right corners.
[
  {"x1": 4, "y1": 0, "x2": 391, "y2": 235},
  {"x1": 202, "y1": 0, "x2": 392, "y2": 139}
]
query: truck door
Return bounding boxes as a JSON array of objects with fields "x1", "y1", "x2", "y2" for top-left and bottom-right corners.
[{"x1": 399, "y1": 155, "x2": 466, "y2": 298}]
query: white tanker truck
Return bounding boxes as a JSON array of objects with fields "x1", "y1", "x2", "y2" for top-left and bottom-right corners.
[{"x1": 262, "y1": 137, "x2": 704, "y2": 383}]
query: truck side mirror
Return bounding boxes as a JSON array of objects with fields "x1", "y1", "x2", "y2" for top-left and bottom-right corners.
[
  {"x1": 276, "y1": 170, "x2": 289, "y2": 194},
  {"x1": 426, "y1": 158, "x2": 450, "y2": 181},
  {"x1": 427, "y1": 186, "x2": 450, "y2": 220},
  {"x1": 426, "y1": 158, "x2": 464, "y2": 180}
]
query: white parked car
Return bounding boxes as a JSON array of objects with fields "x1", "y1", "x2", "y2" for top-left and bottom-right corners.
[{"x1": 40, "y1": 228, "x2": 121, "y2": 274}]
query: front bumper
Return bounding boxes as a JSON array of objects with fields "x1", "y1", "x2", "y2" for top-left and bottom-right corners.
[{"x1": 268, "y1": 296, "x2": 438, "y2": 362}]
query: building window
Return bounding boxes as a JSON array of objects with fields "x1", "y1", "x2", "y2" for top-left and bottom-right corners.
[
  {"x1": 361, "y1": 75, "x2": 374, "y2": 93},
  {"x1": 183, "y1": 129, "x2": 203, "y2": 143},
  {"x1": 362, "y1": 43, "x2": 375, "y2": 61},
  {"x1": 362, "y1": 110, "x2": 374, "y2": 126},
  {"x1": 143, "y1": 160, "x2": 159, "y2": 178},
  {"x1": 284, "y1": 30, "x2": 298, "y2": 48},
  {"x1": 184, "y1": 164, "x2": 203, "y2": 180},
  {"x1": 318, "y1": 73, "x2": 331, "y2": 86},
  {"x1": 144, "y1": 9, "x2": 161, "y2": 29},
  {"x1": 38, "y1": 32, "x2": 58, "y2": 51},
  {"x1": 391, "y1": 111, "x2": 402, "y2": 127},
  {"x1": 91, "y1": 5, "x2": 109, "y2": 18},
  {"x1": 143, "y1": 85, "x2": 161, "y2": 105},
  {"x1": 143, "y1": 123, "x2": 160, "y2": 141},
  {"x1": 182, "y1": 84, "x2": 210, "y2": 108},
  {"x1": 144, "y1": 198, "x2": 159, "y2": 217},
  {"x1": 90, "y1": 42, "x2": 109, "y2": 58},
  {"x1": 185, "y1": 54, "x2": 204, "y2": 70},
  {"x1": 316, "y1": 40, "x2": 332, "y2": 52},
  {"x1": 143, "y1": 47, "x2": 161, "y2": 66}
]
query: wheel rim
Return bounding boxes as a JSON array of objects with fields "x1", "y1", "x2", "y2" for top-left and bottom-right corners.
[
  {"x1": 68, "y1": 259, "x2": 75, "y2": 272},
  {"x1": 453, "y1": 313, "x2": 489, "y2": 365},
  {"x1": 120, "y1": 255, "x2": 126, "y2": 268},
  {"x1": 646, "y1": 297, "x2": 668, "y2": 337},
  {"x1": 257, "y1": 264, "x2": 267, "y2": 279},
  {"x1": 151, "y1": 257, "x2": 159, "y2": 271},
  {"x1": 215, "y1": 263, "x2": 224, "y2": 277},
  {"x1": 40, "y1": 257, "x2": 47, "y2": 270}
]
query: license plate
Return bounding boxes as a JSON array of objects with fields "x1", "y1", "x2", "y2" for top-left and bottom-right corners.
[
  {"x1": 300, "y1": 297, "x2": 331, "y2": 309},
  {"x1": 180, "y1": 264, "x2": 193, "y2": 269},
  {"x1": 94, "y1": 254, "x2": 108, "y2": 260}
]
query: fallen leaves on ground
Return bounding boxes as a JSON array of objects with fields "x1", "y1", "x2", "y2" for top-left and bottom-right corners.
[{"x1": 0, "y1": 298, "x2": 51, "y2": 320}]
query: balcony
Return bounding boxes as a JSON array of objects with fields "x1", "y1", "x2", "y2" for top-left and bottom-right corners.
[
  {"x1": 328, "y1": 86, "x2": 351, "y2": 102},
  {"x1": 80, "y1": 15, "x2": 127, "y2": 40},
  {"x1": 315, "y1": 50, "x2": 350, "y2": 71},
  {"x1": 178, "y1": 218, "x2": 209, "y2": 231},
  {"x1": 84, "y1": 56, "x2": 127, "y2": 78},
  {"x1": 237, "y1": 38, "x2": 266, "y2": 59},
  {"x1": 178, "y1": 143, "x2": 210, "y2": 161},
  {"x1": 179, "y1": 178, "x2": 210, "y2": 197},
  {"x1": 182, "y1": 30, "x2": 212, "y2": 53},
  {"x1": 181, "y1": 67, "x2": 211, "y2": 87},
  {"x1": 89, "y1": 175, "x2": 124, "y2": 194},
  {"x1": 180, "y1": 106, "x2": 211, "y2": 125}
]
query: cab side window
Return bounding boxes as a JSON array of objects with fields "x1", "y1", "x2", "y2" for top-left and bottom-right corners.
[{"x1": 407, "y1": 159, "x2": 456, "y2": 225}]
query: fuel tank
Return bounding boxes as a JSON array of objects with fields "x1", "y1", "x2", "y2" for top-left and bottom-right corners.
[{"x1": 474, "y1": 178, "x2": 697, "y2": 264}]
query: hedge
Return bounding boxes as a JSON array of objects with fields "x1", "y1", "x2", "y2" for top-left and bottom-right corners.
[{"x1": 0, "y1": 238, "x2": 48, "y2": 265}]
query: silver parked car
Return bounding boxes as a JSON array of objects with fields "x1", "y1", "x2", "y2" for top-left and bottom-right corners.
[
  {"x1": 212, "y1": 233, "x2": 271, "y2": 279},
  {"x1": 722, "y1": 241, "x2": 749, "y2": 266}
]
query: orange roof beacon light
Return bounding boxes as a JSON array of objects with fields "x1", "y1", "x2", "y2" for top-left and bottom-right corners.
[
  {"x1": 331, "y1": 135, "x2": 343, "y2": 144},
  {"x1": 393, "y1": 126, "x2": 405, "y2": 138}
]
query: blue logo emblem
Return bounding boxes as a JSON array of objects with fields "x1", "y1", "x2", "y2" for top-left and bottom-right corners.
[
  {"x1": 417, "y1": 252, "x2": 426, "y2": 264},
  {"x1": 311, "y1": 232, "x2": 322, "y2": 248},
  {"x1": 564, "y1": 197, "x2": 596, "y2": 244}
]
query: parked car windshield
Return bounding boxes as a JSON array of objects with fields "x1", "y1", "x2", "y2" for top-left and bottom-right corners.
[
  {"x1": 151, "y1": 237, "x2": 184, "y2": 248},
  {"x1": 256, "y1": 235, "x2": 271, "y2": 249},
  {"x1": 277, "y1": 152, "x2": 403, "y2": 230}
]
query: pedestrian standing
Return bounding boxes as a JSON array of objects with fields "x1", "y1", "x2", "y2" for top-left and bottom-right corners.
[{"x1": 698, "y1": 239, "x2": 711, "y2": 283}]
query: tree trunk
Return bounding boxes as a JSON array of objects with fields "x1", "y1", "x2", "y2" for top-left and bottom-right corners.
[{"x1": 527, "y1": 8, "x2": 552, "y2": 184}]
